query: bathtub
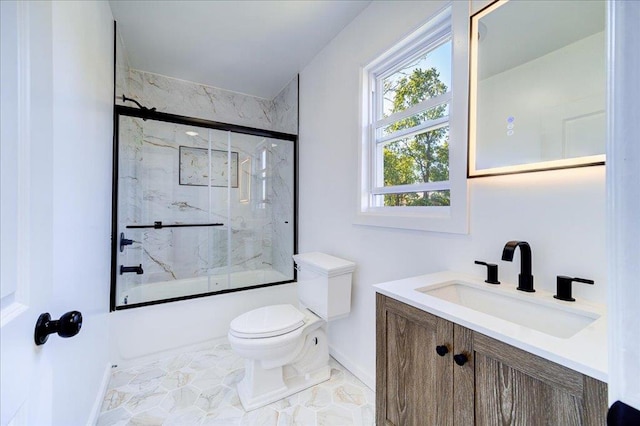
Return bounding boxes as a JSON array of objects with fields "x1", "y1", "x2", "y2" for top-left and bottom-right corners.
[
  {"x1": 110, "y1": 277, "x2": 298, "y2": 366},
  {"x1": 118, "y1": 268, "x2": 292, "y2": 306}
]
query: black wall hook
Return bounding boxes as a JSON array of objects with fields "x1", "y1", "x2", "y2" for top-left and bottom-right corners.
[{"x1": 34, "y1": 311, "x2": 83, "y2": 346}]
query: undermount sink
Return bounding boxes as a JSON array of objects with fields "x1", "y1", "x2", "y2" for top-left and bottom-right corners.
[{"x1": 417, "y1": 281, "x2": 600, "y2": 339}]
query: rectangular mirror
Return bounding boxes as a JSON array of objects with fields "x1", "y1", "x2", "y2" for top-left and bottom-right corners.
[{"x1": 468, "y1": 0, "x2": 606, "y2": 177}]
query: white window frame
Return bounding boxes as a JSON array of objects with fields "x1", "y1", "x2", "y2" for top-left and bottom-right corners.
[{"x1": 356, "y1": 2, "x2": 469, "y2": 234}]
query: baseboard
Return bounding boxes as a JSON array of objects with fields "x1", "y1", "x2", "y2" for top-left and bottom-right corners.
[
  {"x1": 86, "y1": 362, "x2": 112, "y2": 426},
  {"x1": 329, "y1": 345, "x2": 375, "y2": 391}
]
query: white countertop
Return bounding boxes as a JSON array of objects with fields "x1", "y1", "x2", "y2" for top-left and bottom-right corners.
[{"x1": 374, "y1": 271, "x2": 607, "y2": 382}]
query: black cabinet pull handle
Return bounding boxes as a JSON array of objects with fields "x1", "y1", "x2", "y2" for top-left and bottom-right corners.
[
  {"x1": 453, "y1": 353, "x2": 468, "y2": 366},
  {"x1": 34, "y1": 311, "x2": 83, "y2": 345},
  {"x1": 436, "y1": 345, "x2": 449, "y2": 357}
]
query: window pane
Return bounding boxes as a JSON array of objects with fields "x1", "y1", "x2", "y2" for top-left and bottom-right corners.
[
  {"x1": 380, "y1": 126, "x2": 449, "y2": 185},
  {"x1": 379, "y1": 104, "x2": 449, "y2": 138},
  {"x1": 381, "y1": 40, "x2": 452, "y2": 118},
  {"x1": 374, "y1": 190, "x2": 450, "y2": 207}
]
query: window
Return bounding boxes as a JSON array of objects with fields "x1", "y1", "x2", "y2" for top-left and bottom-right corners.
[{"x1": 358, "y1": 4, "x2": 468, "y2": 233}]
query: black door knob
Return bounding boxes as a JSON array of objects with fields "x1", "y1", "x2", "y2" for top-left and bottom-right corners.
[
  {"x1": 436, "y1": 345, "x2": 449, "y2": 357},
  {"x1": 453, "y1": 353, "x2": 468, "y2": 366},
  {"x1": 34, "y1": 311, "x2": 82, "y2": 345}
]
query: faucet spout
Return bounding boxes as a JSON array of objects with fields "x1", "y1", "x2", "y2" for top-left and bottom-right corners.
[{"x1": 501, "y1": 241, "x2": 534, "y2": 292}]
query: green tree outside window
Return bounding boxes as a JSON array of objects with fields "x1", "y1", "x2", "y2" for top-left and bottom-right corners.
[{"x1": 383, "y1": 67, "x2": 450, "y2": 206}]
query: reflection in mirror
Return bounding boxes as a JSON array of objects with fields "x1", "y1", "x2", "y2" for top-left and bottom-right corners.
[{"x1": 468, "y1": 0, "x2": 606, "y2": 177}]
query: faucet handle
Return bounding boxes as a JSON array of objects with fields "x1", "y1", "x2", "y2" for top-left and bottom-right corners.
[
  {"x1": 474, "y1": 260, "x2": 500, "y2": 284},
  {"x1": 554, "y1": 275, "x2": 594, "y2": 302}
]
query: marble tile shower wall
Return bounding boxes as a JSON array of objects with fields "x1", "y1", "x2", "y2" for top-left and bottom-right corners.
[
  {"x1": 268, "y1": 142, "x2": 295, "y2": 275},
  {"x1": 114, "y1": 31, "x2": 129, "y2": 108},
  {"x1": 272, "y1": 77, "x2": 299, "y2": 134},
  {"x1": 118, "y1": 69, "x2": 298, "y2": 135}
]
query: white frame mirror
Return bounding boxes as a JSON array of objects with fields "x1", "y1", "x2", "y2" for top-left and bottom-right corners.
[{"x1": 468, "y1": 0, "x2": 606, "y2": 178}]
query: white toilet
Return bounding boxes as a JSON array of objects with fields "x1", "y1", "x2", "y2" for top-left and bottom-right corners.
[{"x1": 227, "y1": 252, "x2": 356, "y2": 411}]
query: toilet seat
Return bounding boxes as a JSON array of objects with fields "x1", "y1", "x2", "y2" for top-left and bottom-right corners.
[{"x1": 229, "y1": 304, "x2": 305, "y2": 339}]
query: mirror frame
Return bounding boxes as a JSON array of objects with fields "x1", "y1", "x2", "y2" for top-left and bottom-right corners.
[{"x1": 467, "y1": 0, "x2": 606, "y2": 178}]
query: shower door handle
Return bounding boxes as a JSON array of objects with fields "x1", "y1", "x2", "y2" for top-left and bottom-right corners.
[{"x1": 126, "y1": 222, "x2": 223, "y2": 229}]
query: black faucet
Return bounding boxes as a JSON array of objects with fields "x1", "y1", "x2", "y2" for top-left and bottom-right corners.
[
  {"x1": 554, "y1": 276, "x2": 594, "y2": 302},
  {"x1": 501, "y1": 241, "x2": 534, "y2": 292}
]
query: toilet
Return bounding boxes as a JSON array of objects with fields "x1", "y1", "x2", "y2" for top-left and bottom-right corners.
[{"x1": 227, "y1": 252, "x2": 356, "y2": 411}]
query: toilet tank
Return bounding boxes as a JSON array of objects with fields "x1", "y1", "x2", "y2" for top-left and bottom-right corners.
[{"x1": 293, "y1": 252, "x2": 356, "y2": 321}]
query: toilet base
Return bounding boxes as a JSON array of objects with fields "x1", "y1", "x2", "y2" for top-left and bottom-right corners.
[
  {"x1": 237, "y1": 364, "x2": 331, "y2": 411},
  {"x1": 236, "y1": 328, "x2": 330, "y2": 411}
]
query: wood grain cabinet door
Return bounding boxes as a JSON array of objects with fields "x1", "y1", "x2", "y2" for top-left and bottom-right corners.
[
  {"x1": 376, "y1": 294, "x2": 455, "y2": 426},
  {"x1": 376, "y1": 296, "x2": 607, "y2": 426},
  {"x1": 472, "y1": 333, "x2": 608, "y2": 426}
]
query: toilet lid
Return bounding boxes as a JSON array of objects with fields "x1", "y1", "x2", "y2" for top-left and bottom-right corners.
[{"x1": 229, "y1": 304, "x2": 305, "y2": 338}]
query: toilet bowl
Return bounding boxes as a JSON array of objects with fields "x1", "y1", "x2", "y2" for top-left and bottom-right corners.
[
  {"x1": 227, "y1": 252, "x2": 356, "y2": 411},
  {"x1": 228, "y1": 304, "x2": 330, "y2": 410}
]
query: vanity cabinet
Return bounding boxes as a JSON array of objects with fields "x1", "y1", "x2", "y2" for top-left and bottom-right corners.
[{"x1": 376, "y1": 294, "x2": 608, "y2": 426}]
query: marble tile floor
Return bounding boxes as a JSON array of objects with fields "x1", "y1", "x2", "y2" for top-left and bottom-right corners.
[{"x1": 96, "y1": 339, "x2": 375, "y2": 425}]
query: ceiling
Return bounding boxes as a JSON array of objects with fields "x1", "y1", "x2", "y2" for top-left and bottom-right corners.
[{"x1": 109, "y1": 1, "x2": 371, "y2": 99}]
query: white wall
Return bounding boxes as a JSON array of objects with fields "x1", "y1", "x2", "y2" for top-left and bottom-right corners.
[
  {"x1": 299, "y1": 0, "x2": 606, "y2": 389},
  {"x1": 49, "y1": 1, "x2": 115, "y2": 423}
]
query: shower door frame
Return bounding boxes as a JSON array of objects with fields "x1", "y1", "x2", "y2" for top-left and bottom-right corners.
[{"x1": 110, "y1": 105, "x2": 298, "y2": 311}]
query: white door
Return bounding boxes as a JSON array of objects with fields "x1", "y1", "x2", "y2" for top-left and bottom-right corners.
[
  {"x1": 0, "y1": 1, "x2": 56, "y2": 424},
  {"x1": 3, "y1": 1, "x2": 114, "y2": 423},
  {"x1": 608, "y1": 0, "x2": 640, "y2": 413}
]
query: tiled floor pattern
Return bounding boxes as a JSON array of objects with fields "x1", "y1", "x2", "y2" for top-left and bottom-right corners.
[{"x1": 96, "y1": 340, "x2": 375, "y2": 425}]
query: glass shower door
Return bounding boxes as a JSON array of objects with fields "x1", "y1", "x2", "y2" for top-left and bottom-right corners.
[
  {"x1": 228, "y1": 133, "x2": 295, "y2": 289},
  {"x1": 113, "y1": 111, "x2": 296, "y2": 309},
  {"x1": 115, "y1": 116, "x2": 230, "y2": 307}
]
